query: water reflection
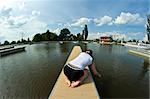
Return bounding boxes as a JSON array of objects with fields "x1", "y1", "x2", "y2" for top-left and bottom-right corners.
[
  {"x1": 59, "y1": 42, "x2": 71, "y2": 53},
  {"x1": 100, "y1": 45, "x2": 113, "y2": 53},
  {"x1": 139, "y1": 59, "x2": 150, "y2": 80}
]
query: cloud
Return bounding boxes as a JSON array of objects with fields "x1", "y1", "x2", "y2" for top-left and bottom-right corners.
[
  {"x1": 21, "y1": 19, "x2": 48, "y2": 38},
  {"x1": 143, "y1": 34, "x2": 148, "y2": 41},
  {"x1": 52, "y1": 28, "x2": 60, "y2": 35},
  {"x1": 0, "y1": 3, "x2": 46, "y2": 43},
  {"x1": 19, "y1": 1, "x2": 25, "y2": 10},
  {"x1": 64, "y1": 22, "x2": 71, "y2": 28},
  {"x1": 71, "y1": 17, "x2": 91, "y2": 27},
  {"x1": 7, "y1": 15, "x2": 32, "y2": 28},
  {"x1": 32, "y1": 10, "x2": 40, "y2": 17},
  {"x1": 114, "y1": 12, "x2": 144, "y2": 25},
  {"x1": 93, "y1": 12, "x2": 144, "y2": 26},
  {"x1": 125, "y1": 32, "x2": 145, "y2": 40},
  {"x1": 0, "y1": 7, "x2": 12, "y2": 17},
  {"x1": 0, "y1": 19, "x2": 48, "y2": 43},
  {"x1": 88, "y1": 31, "x2": 128, "y2": 40},
  {"x1": 94, "y1": 16, "x2": 112, "y2": 26}
]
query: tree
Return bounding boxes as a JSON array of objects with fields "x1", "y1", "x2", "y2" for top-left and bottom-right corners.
[
  {"x1": 82, "y1": 30, "x2": 85, "y2": 40},
  {"x1": 77, "y1": 33, "x2": 83, "y2": 41},
  {"x1": 32, "y1": 34, "x2": 42, "y2": 42},
  {"x1": 147, "y1": 15, "x2": 150, "y2": 42},
  {"x1": 27, "y1": 38, "x2": 31, "y2": 42},
  {"x1": 59, "y1": 28, "x2": 71, "y2": 40},
  {"x1": 11, "y1": 41, "x2": 16, "y2": 44},
  {"x1": 49, "y1": 32, "x2": 58, "y2": 40},
  {"x1": 84, "y1": 24, "x2": 88, "y2": 40},
  {"x1": 132, "y1": 39, "x2": 136, "y2": 42},
  {"x1": 17, "y1": 40, "x2": 21, "y2": 44},
  {"x1": 4, "y1": 40, "x2": 10, "y2": 45},
  {"x1": 82, "y1": 25, "x2": 88, "y2": 40},
  {"x1": 128, "y1": 40, "x2": 132, "y2": 42},
  {"x1": 42, "y1": 33, "x2": 50, "y2": 41}
]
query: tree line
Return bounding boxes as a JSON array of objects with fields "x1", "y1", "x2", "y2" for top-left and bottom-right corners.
[
  {"x1": 1, "y1": 25, "x2": 89, "y2": 45},
  {"x1": 32, "y1": 24, "x2": 88, "y2": 42}
]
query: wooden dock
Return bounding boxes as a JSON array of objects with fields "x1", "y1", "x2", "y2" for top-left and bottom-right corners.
[
  {"x1": 0, "y1": 46, "x2": 25, "y2": 56},
  {"x1": 49, "y1": 46, "x2": 100, "y2": 99},
  {"x1": 129, "y1": 50, "x2": 150, "y2": 59},
  {"x1": 0, "y1": 45, "x2": 14, "y2": 50}
]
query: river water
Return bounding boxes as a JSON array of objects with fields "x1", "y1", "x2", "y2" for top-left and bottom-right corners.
[{"x1": 0, "y1": 42, "x2": 149, "y2": 99}]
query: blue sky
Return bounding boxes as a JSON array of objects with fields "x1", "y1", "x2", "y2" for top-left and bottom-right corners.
[{"x1": 0, "y1": 0, "x2": 149, "y2": 43}]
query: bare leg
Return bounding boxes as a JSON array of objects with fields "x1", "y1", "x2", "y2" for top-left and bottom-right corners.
[{"x1": 71, "y1": 69, "x2": 88, "y2": 88}]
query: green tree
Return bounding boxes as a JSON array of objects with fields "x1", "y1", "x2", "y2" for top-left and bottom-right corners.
[
  {"x1": 11, "y1": 41, "x2": 16, "y2": 44},
  {"x1": 77, "y1": 33, "x2": 83, "y2": 41},
  {"x1": 59, "y1": 28, "x2": 71, "y2": 40},
  {"x1": 32, "y1": 34, "x2": 42, "y2": 42},
  {"x1": 4, "y1": 40, "x2": 10, "y2": 45},
  {"x1": 49, "y1": 32, "x2": 58, "y2": 40},
  {"x1": 27, "y1": 38, "x2": 31, "y2": 42},
  {"x1": 132, "y1": 39, "x2": 136, "y2": 42},
  {"x1": 84, "y1": 24, "x2": 88, "y2": 40},
  {"x1": 81, "y1": 25, "x2": 88, "y2": 40},
  {"x1": 128, "y1": 40, "x2": 132, "y2": 42},
  {"x1": 82, "y1": 30, "x2": 85, "y2": 40},
  {"x1": 17, "y1": 40, "x2": 21, "y2": 44}
]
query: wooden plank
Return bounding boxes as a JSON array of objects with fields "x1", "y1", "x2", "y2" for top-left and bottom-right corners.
[
  {"x1": 49, "y1": 46, "x2": 100, "y2": 99},
  {"x1": 0, "y1": 45, "x2": 14, "y2": 50}
]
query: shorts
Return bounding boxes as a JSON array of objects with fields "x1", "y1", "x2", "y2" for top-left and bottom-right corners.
[{"x1": 63, "y1": 65, "x2": 84, "y2": 82}]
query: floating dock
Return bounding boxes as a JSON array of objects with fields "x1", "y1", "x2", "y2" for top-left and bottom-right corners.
[
  {"x1": 49, "y1": 46, "x2": 100, "y2": 99},
  {"x1": 0, "y1": 46, "x2": 25, "y2": 56},
  {"x1": 129, "y1": 50, "x2": 150, "y2": 59},
  {"x1": 0, "y1": 45, "x2": 14, "y2": 50}
]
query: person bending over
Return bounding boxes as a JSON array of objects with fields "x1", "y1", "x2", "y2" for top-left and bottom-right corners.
[{"x1": 63, "y1": 49, "x2": 101, "y2": 88}]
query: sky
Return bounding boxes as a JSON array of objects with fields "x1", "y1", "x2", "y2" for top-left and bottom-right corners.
[{"x1": 0, "y1": 0, "x2": 149, "y2": 43}]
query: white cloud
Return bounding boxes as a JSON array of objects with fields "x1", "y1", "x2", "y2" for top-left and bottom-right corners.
[
  {"x1": 32, "y1": 10, "x2": 40, "y2": 17},
  {"x1": 19, "y1": 1, "x2": 25, "y2": 10},
  {"x1": 143, "y1": 34, "x2": 148, "y2": 41},
  {"x1": 0, "y1": 7, "x2": 12, "y2": 17},
  {"x1": 94, "y1": 16, "x2": 112, "y2": 26},
  {"x1": 21, "y1": 19, "x2": 48, "y2": 39},
  {"x1": 7, "y1": 15, "x2": 32, "y2": 28},
  {"x1": 88, "y1": 31, "x2": 128, "y2": 40},
  {"x1": 71, "y1": 17, "x2": 91, "y2": 27},
  {"x1": 0, "y1": 3, "x2": 47, "y2": 43},
  {"x1": 114, "y1": 12, "x2": 144, "y2": 25},
  {"x1": 64, "y1": 22, "x2": 71, "y2": 28},
  {"x1": 52, "y1": 28, "x2": 60, "y2": 35}
]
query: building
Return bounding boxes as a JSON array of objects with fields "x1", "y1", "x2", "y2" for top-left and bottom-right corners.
[{"x1": 100, "y1": 36, "x2": 113, "y2": 44}]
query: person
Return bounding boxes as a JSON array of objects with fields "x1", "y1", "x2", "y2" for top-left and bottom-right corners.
[{"x1": 63, "y1": 49, "x2": 101, "y2": 88}]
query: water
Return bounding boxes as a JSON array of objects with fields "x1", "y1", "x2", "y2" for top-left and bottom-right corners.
[{"x1": 0, "y1": 42, "x2": 149, "y2": 99}]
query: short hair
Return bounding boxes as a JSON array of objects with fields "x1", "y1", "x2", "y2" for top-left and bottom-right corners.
[{"x1": 86, "y1": 49, "x2": 93, "y2": 57}]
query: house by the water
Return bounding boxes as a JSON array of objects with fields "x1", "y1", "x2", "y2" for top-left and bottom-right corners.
[{"x1": 100, "y1": 36, "x2": 113, "y2": 44}]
